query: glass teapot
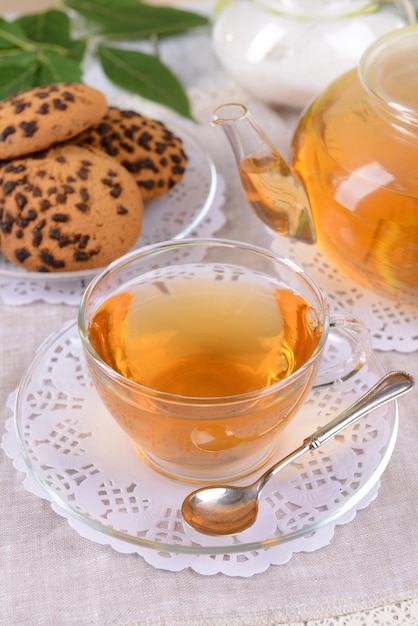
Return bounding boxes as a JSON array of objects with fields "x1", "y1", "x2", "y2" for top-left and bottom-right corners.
[
  {"x1": 212, "y1": 0, "x2": 416, "y2": 108},
  {"x1": 211, "y1": 25, "x2": 418, "y2": 304}
]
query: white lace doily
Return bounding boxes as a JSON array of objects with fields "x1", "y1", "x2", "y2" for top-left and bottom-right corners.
[
  {"x1": 0, "y1": 107, "x2": 226, "y2": 306},
  {"x1": 2, "y1": 319, "x2": 399, "y2": 577},
  {"x1": 270, "y1": 237, "x2": 418, "y2": 354}
]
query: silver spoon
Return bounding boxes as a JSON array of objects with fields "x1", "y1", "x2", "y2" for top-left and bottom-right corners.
[{"x1": 181, "y1": 371, "x2": 414, "y2": 536}]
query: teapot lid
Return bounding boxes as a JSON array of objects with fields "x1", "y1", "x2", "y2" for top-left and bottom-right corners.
[{"x1": 359, "y1": 25, "x2": 418, "y2": 125}]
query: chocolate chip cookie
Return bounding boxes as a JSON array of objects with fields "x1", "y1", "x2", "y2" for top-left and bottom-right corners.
[
  {"x1": 0, "y1": 83, "x2": 108, "y2": 160},
  {"x1": 73, "y1": 107, "x2": 188, "y2": 200},
  {"x1": 0, "y1": 144, "x2": 143, "y2": 272}
]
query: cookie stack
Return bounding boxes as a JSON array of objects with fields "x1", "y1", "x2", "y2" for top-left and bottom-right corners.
[{"x1": 0, "y1": 82, "x2": 187, "y2": 273}]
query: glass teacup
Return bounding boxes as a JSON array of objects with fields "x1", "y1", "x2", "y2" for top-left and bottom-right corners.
[{"x1": 78, "y1": 238, "x2": 370, "y2": 483}]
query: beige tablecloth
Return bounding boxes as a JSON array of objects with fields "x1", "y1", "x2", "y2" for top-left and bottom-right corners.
[{"x1": 1, "y1": 2, "x2": 418, "y2": 624}]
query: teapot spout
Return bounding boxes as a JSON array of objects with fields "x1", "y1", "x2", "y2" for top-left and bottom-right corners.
[{"x1": 211, "y1": 103, "x2": 316, "y2": 244}]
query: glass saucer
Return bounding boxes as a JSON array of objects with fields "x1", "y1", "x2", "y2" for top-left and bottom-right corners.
[
  {"x1": 10, "y1": 320, "x2": 397, "y2": 556},
  {"x1": 0, "y1": 125, "x2": 217, "y2": 281}
]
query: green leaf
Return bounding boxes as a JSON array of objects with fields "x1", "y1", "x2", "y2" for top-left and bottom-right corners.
[
  {"x1": 0, "y1": 64, "x2": 38, "y2": 99},
  {"x1": 68, "y1": 39, "x2": 87, "y2": 64},
  {"x1": 15, "y1": 10, "x2": 87, "y2": 63},
  {"x1": 64, "y1": 0, "x2": 208, "y2": 39},
  {"x1": 35, "y1": 50, "x2": 83, "y2": 85},
  {"x1": 15, "y1": 10, "x2": 73, "y2": 47},
  {"x1": 0, "y1": 18, "x2": 31, "y2": 50},
  {"x1": 0, "y1": 2, "x2": 202, "y2": 119},
  {"x1": 98, "y1": 44, "x2": 193, "y2": 119},
  {"x1": 0, "y1": 49, "x2": 37, "y2": 69}
]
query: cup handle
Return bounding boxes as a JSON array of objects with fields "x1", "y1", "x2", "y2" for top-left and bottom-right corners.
[{"x1": 313, "y1": 314, "x2": 371, "y2": 388}]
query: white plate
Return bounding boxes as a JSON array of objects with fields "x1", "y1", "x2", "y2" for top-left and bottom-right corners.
[
  {"x1": 7, "y1": 320, "x2": 398, "y2": 557},
  {"x1": 0, "y1": 124, "x2": 218, "y2": 281}
]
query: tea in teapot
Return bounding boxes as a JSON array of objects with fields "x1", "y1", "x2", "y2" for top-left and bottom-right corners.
[{"x1": 212, "y1": 26, "x2": 418, "y2": 304}]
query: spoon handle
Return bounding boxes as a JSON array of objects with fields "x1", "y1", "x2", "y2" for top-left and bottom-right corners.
[
  {"x1": 308, "y1": 370, "x2": 413, "y2": 448},
  {"x1": 256, "y1": 371, "x2": 413, "y2": 492}
]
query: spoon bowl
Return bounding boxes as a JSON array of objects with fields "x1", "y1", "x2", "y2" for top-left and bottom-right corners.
[{"x1": 182, "y1": 371, "x2": 414, "y2": 536}]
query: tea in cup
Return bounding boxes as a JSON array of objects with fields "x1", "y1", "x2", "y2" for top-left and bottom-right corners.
[{"x1": 78, "y1": 238, "x2": 369, "y2": 482}]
